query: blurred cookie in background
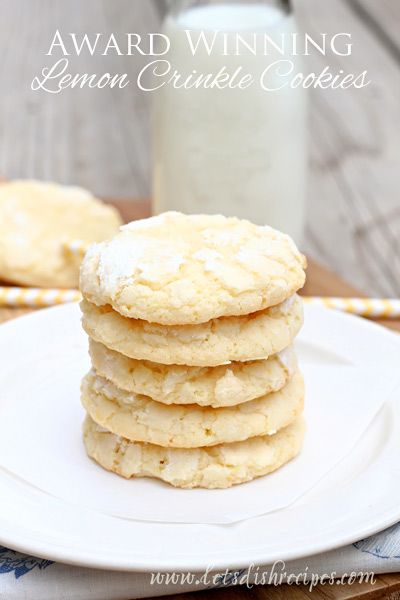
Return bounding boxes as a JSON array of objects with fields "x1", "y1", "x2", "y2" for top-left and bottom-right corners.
[{"x1": 0, "y1": 180, "x2": 122, "y2": 288}]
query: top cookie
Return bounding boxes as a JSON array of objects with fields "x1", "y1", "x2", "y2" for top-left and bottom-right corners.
[
  {"x1": 80, "y1": 212, "x2": 306, "y2": 325},
  {"x1": 0, "y1": 180, "x2": 122, "y2": 288}
]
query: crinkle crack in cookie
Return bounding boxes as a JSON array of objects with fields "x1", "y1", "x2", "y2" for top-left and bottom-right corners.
[
  {"x1": 0, "y1": 180, "x2": 122, "y2": 288},
  {"x1": 89, "y1": 339, "x2": 297, "y2": 407},
  {"x1": 80, "y1": 294, "x2": 303, "y2": 367},
  {"x1": 83, "y1": 415, "x2": 305, "y2": 489},
  {"x1": 81, "y1": 370, "x2": 304, "y2": 447},
  {"x1": 80, "y1": 212, "x2": 306, "y2": 325}
]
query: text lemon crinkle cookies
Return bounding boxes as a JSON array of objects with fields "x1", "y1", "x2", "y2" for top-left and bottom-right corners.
[
  {"x1": 79, "y1": 211, "x2": 307, "y2": 489},
  {"x1": 0, "y1": 180, "x2": 122, "y2": 288},
  {"x1": 80, "y1": 211, "x2": 306, "y2": 325}
]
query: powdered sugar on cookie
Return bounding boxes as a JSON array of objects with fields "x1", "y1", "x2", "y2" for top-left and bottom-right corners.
[{"x1": 80, "y1": 212, "x2": 306, "y2": 325}]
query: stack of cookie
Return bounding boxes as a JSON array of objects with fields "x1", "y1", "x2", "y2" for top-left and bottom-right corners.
[{"x1": 79, "y1": 212, "x2": 306, "y2": 489}]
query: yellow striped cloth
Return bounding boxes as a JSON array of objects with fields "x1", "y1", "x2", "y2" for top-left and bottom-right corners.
[
  {"x1": 0, "y1": 287, "x2": 82, "y2": 307},
  {"x1": 302, "y1": 296, "x2": 400, "y2": 318},
  {"x1": 0, "y1": 287, "x2": 399, "y2": 317}
]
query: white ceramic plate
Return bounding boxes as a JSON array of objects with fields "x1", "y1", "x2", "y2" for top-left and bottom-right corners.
[{"x1": 0, "y1": 303, "x2": 399, "y2": 571}]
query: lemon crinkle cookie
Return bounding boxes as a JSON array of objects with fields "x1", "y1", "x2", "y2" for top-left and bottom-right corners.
[
  {"x1": 83, "y1": 415, "x2": 305, "y2": 489},
  {"x1": 89, "y1": 339, "x2": 297, "y2": 407},
  {"x1": 80, "y1": 294, "x2": 303, "y2": 367},
  {"x1": 80, "y1": 212, "x2": 306, "y2": 325},
  {"x1": 81, "y1": 369, "x2": 304, "y2": 448},
  {"x1": 0, "y1": 180, "x2": 122, "y2": 288}
]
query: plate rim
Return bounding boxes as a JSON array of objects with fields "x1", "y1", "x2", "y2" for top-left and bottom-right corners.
[
  {"x1": 0, "y1": 498, "x2": 399, "y2": 573},
  {"x1": 0, "y1": 302, "x2": 400, "y2": 571}
]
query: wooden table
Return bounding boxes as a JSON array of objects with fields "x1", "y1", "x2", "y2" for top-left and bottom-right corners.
[{"x1": 1, "y1": 200, "x2": 399, "y2": 599}]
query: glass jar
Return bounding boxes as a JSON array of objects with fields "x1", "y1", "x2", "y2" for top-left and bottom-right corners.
[{"x1": 152, "y1": 0, "x2": 307, "y2": 245}]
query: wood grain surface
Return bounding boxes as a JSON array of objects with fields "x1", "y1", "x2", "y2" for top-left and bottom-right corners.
[
  {"x1": 1, "y1": 199, "x2": 399, "y2": 599},
  {"x1": 0, "y1": 0, "x2": 399, "y2": 299}
]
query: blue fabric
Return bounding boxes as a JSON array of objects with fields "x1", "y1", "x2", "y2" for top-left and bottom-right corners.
[
  {"x1": 0, "y1": 547, "x2": 53, "y2": 579},
  {"x1": 353, "y1": 522, "x2": 400, "y2": 559},
  {"x1": 0, "y1": 524, "x2": 399, "y2": 599}
]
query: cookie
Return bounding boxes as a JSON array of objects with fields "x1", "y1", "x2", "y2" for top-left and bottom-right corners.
[
  {"x1": 83, "y1": 415, "x2": 305, "y2": 488},
  {"x1": 80, "y1": 212, "x2": 306, "y2": 325},
  {"x1": 81, "y1": 369, "x2": 304, "y2": 448},
  {"x1": 0, "y1": 180, "x2": 122, "y2": 287},
  {"x1": 80, "y1": 294, "x2": 303, "y2": 367},
  {"x1": 89, "y1": 339, "x2": 297, "y2": 408}
]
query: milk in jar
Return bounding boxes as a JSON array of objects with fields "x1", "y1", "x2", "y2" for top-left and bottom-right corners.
[{"x1": 153, "y1": 1, "x2": 307, "y2": 244}]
